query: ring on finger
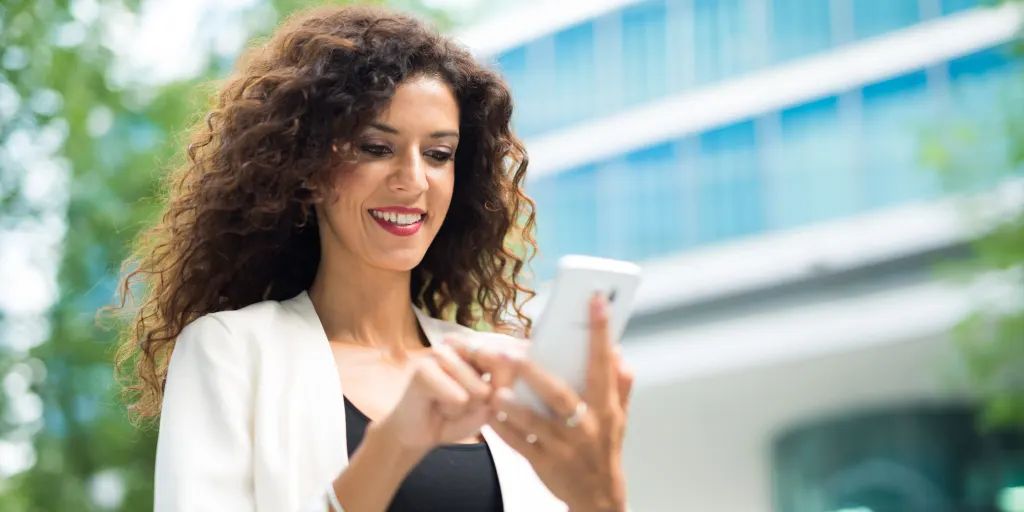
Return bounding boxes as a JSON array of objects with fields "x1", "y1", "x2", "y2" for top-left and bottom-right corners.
[{"x1": 564, "y1": 401, "x2": 588, "y2": 429}]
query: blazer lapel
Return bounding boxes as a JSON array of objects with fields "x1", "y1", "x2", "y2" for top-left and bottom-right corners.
[
  {"x1": 283, "y1": 292, "x2": 350, "y2": 470},
  {"x1": 482, "y1": 426, "x2": 567, "y2": 512}
]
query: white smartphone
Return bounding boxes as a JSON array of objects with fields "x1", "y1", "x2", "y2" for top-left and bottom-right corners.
[{"x1": 511, "y1": 255, "x2": 642, "y2": 416}]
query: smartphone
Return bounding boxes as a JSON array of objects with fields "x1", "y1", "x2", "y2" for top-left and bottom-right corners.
[{"x1": 511, "y1": 255, "x2": 642, "y2": 416}]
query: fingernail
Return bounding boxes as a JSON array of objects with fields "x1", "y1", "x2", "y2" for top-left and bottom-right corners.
[
  {"x1": 495, "y1": 410, "x2": 508, "y2": 422},
  {"x1": 593, "y1": 295, "x2": 608, "y2": 318}
]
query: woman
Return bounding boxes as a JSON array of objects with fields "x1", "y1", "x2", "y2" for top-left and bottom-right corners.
[{"x1": 114, "y1": 5, "x2": 634, "y2": 512}]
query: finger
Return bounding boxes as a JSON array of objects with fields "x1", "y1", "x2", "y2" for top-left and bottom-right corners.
[
  {"x1": 447, "y1": 337, "x2": 521, "y2": 391},
  {"x1": 414, "y1": 359, "x2": 469, "y2": 417},
  {"x1": 617, "y1": 357, "x2": 635, "y2": 413},
  {"x1": 515, "y1": 358, "x2": 581, "y2": 419},
  {"x1": 483, "y1": 335, "x2": 528, "y2": 390},
  {"x1": 478, "y1": 350, "x2": 519, "y2": 392},
  {"x1": 584, "y1": 293, "x2": 617, "y2": 408},
  {"x1": 488, "y1": 409, "x2": 544, "y2": 461},
  {"x1": 492, "y1": 387, "x2": 564, "y2": 443},
  {"x1": 432, "y1": 344, "x2": 490, "y2": 402}
]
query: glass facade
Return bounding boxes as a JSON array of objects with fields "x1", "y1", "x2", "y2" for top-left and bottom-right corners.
[
  {"x1": 496, "y1": 0, "x2": 986, "y2": 139},
  {"x1": 526, "y1": 45, "x2": 1019, "y2": 279},
  {"x1": 481, "y1": 0, "x2": 1016, "y2": 279},
  {"x1": 772, "y1": 406, "x2": 1024, "y2": 512}
]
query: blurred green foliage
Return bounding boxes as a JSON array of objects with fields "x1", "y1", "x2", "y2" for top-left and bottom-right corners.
[
  {"x1": 0, "y1": 0, "x2": 455, "y2": 509},
  {"x1": 925, "y1": 0, "x2": 1024, "y2": 432}
]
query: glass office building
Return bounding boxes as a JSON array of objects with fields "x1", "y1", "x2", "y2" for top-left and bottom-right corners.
[
  {"x1": 466, "y1": 0, "x2": 1021, "y2": 279},
  {"x1": 456, "y1": 1, "x2": 1024, "y2": 511}
]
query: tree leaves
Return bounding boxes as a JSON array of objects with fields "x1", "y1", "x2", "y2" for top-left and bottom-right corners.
[
  {"x1": 936, "y1": 0, "x2": 1024, "y2": 433},
  {"x1": 0, "y1": 1, "x2": 456, "y2": 509}
]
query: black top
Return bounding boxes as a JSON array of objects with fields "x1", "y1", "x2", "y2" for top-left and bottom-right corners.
[{"x1": 343, "y1": 396, "x2": 504, "y2": 512}]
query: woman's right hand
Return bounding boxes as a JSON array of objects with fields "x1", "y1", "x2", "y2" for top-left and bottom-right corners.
[
  {"x1": 333, "y1": 343, "x2": 506, "y2": 512},
  {"x1": 333, "y1": 338, "x2": 525, "y2": 512},
  {"x1": 375, "y1": 343, "x2": 501, "y2": 455}
]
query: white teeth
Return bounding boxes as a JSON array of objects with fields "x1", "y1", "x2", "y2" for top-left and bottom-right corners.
[{"x1": 370, "y1": 210, "x2": 424, "y2": 226}]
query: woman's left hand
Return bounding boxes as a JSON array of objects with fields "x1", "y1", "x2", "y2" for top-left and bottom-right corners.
[{"x1": 487, "y1": 294, "x2": 634, "y2": 512}]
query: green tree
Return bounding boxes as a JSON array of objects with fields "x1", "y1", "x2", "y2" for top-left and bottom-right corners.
[
  {"x1": 0, "y1": 1, "x2": 457, "y2": 509},
  {"x1": 925, "y1": 0, "x2": 1024, "y2": 431}
]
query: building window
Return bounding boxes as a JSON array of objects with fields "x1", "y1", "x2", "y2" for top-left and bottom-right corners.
[
  {"x1": 553, "y1": 22, "x2": 597, "y2": 130},
  {"x1": 852, "y1": 0, "x2": 921, "y2": 40},
  {"x1": 859, "y1": 70, "x2": 937, "y2": 208},
  {"x1": 941, "y1": 0, "x2": 980, "y2": 15},
  {"x1": 772, "y1": 405, "x2": 1024, "y2": 512},
  {"x1": 696, "y1": 120, "x2": 763, "y2": 242},
  {"x1": 621, "y1": 0, "x2": 670, "y2": 107},
  {"x1": 693, "y1": 0, "x2": 759, "y2": 85},
  {"x1": 770, "y1": 0, "x2": 833, "y2": 62}
]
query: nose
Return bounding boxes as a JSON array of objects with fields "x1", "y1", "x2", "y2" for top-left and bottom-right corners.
[{"x1": 389, "y1": 150, "x2": 429, "y2": 194}]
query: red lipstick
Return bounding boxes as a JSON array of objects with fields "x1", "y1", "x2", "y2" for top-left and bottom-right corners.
[{"x1": 368, "y1": 207, "x2": 426, "y2": 237}]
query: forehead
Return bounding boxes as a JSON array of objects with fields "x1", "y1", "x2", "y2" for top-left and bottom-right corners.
[{"x1": 375, "y1": 76, "x2": 459, "y2": 129}]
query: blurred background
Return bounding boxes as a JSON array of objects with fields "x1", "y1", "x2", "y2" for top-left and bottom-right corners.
[{"x1": 1, "y1": 0, "x2": 1023, "y2": 510}]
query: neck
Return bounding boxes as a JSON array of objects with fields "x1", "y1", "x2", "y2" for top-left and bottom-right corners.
[{"x1": 308, "y1": 254, "x2": 424, "y2": 353}]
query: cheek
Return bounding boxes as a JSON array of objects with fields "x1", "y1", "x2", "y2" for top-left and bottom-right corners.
[
  {"x1": 330, "y1": 165, "x2": 375, "y2": 210},
  {"x1": 332, "y1": 165, "x2": 360, "y2": 193},
  {"x1": 432, "y1": 172, "x2": 456, "y2": 216}
]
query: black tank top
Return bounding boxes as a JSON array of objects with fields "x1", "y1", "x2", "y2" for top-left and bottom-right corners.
[{"x1": 343, "y1": 396, "x2": 504, "y2": 512}]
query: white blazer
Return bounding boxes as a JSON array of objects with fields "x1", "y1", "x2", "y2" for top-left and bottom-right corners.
[{"x1": 154, "y1": 291, "x2": 567, "y2": 512}]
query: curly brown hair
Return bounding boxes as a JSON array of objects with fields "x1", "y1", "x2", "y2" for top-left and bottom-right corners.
[{"x1": 111, "y1": 5, "x2": 537, "y2": 424}]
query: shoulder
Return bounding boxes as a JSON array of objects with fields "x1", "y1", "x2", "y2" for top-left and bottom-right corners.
[
  {"x1": 173, "y1": 298, "x2": 299, "y2": 367},
  {"x1": 202, "y1": 299, "x2": 293, "y2": 336},
  {"x1": 181, "y1": 295, "x2": 304, "y2": 343}
]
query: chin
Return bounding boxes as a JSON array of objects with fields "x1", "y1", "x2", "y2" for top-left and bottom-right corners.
[{"x1": 372, "y1": 249, "x2": 429, "y2": 272}]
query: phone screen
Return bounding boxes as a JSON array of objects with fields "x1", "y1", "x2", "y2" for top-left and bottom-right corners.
[{"x1": 512, "y1": 258, "x2": 641, "y2": 415}]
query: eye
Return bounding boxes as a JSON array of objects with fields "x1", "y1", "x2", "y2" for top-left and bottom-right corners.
[
  {"x1": 360, "y1": 144, "x2": 392, "y2": 157},
  {"x1": 425, "y1": 149, "x2": 453, "y2": 163}
]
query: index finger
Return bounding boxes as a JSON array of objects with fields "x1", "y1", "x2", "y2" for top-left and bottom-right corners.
[
  {"x1": 445, "y1": 336, "x2": 522, "y2": 390},
  {"x1": 585, "y1": 293, "x2": 618, "y2": 408}
]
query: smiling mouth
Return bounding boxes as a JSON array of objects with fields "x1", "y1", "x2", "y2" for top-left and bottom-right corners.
[
  {"x1": 367, "y1": 209, "x2": 426, "y2": 237},
  {"x1": 368, "y1": 209, "x2": 425, "y2": 226}
]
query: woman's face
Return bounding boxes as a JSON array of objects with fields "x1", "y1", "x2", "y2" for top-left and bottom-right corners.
[{"x1": 318, "y1": 75, "x2": 459, "y2": 273}]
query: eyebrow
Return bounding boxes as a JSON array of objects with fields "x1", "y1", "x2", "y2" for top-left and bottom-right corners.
[{"x1": 369, "y1": 122, "x2": 459, "y2": 140}]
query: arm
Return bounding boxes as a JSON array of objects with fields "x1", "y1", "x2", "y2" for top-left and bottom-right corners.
[
  {"x1": 155, "y1": 315, "x2": 259, "y2": 511},
  {"x1": 329, "y1": 421, "x2": 428, "y2": 512}
]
